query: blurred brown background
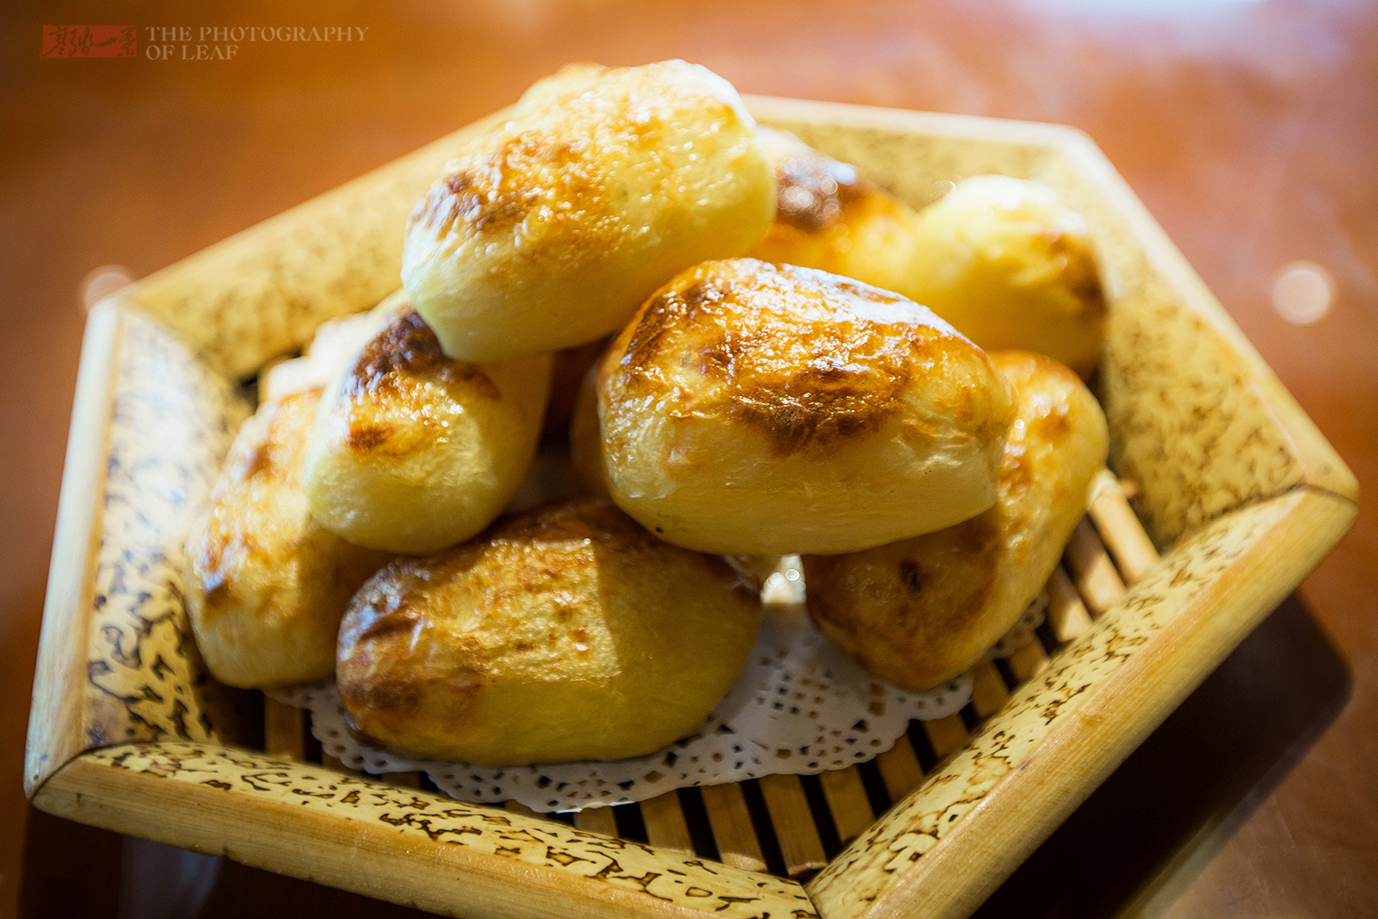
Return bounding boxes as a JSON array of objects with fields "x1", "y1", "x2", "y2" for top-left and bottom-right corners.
[{"x1": 3, "y1": 0, "x2": 1376, "y2": 916}]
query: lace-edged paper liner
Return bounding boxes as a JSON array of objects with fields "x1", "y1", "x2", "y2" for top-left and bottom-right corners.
[{"x1": 270, "y1": 559, "x2": 1045, "y2": 813}]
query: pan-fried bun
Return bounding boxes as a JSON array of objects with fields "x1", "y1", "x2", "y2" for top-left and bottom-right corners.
[
  {"x1": 909, "y1": 175, "x2": 1107, "y2": 377},
  {"x1": 804, "y1": 351, "x2": 1108, "y2": 690},
  {"x1": 184, "y1": 389, "x2": 391, "y2": 688},
  {"x1": 302, "y1": 292, "x2": 551, "y2": 555},
  {"x1": 746, "y1": 127, "x2": 921, "y2": 296},
  {"x1": 336, "y1": 499, "x2": 762, "y2": 765},
  {"x1": 596, "y1": 259, "x2": 1015, "y2": 556},
  {"x1": 401, "y1": 60, "x2": 776, "y2": 362}
]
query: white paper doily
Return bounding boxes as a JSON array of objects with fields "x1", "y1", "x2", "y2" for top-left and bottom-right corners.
[{"x1": 269, "y1": 557, "x2": 1044, "y2": 813}]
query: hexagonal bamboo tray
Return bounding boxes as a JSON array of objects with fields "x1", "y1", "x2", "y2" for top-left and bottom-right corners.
[{"x1": 25, "y1": 97, "x2": 1357, "y2": 919}]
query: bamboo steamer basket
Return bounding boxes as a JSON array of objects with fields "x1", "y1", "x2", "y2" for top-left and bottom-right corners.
[{"x1": 25, "y1": 98, "x2": 1357, "y2": 919}]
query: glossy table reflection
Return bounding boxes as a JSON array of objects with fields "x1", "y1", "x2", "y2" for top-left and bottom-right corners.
[{"x1": 3, "y1": 0, "x2": 1375, "y2": 916}]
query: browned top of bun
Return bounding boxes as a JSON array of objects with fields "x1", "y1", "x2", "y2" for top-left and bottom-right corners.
[
  {"x1": 407, "y1": 62, "x2": 741, "y2": 280},
  {"x1": 991, "y1": 350, "x2": 1087, "y2": 499},
  {"x1": 354, "y1": 498, "x2": 728, "y2": 601},
  {"x1": 761, "y1": 131, "x2": 869, "y2": 232},
  {"x1": 336, "y1": 299, "x2": 498, "y2": 458},
  {"x1": 756, "y1": 126, "x2": 912, "y2": 238},
  {"x1": 192, "y1": 387, "x2": 323, "y2": 612},
  {"x1": 408, "y1": 132, "x2": 616, "y2": 268},
  {"x1": 188, "y1": 387, "x2": 386, "y2": 626},
  {"x1": 603, "y1": 259, "x2": 1011, "y2": 459}
]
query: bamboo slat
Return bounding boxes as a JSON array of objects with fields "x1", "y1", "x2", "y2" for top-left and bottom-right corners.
[
  {"x1": 37, "y1": 742, "x2": 816, "y2": 919},
  {"x1": 874, "y1": 737, "x2": 926, "y2": 803},
  {"x1": 1066, "y1": 518, "x2": 1128, "y2": 614},
  {"x1": 505, "y1": 801, "x2": 539, "y2": 818},
  {"x1": 640, "y1": 792, "x2": 695, "y2": 855},
  {"x1": 921, "y1": 716, "x2": 969, "y2": 762},
  {"x1": 817, "y1": 767, "x2": 875, "y2": 846},
  {"x1": 1089, "y1": 471, "x2": 1163, "y2": 583},
  {"x1": 1046, "y1": 566, "x2": 1094, "y2": 643},
  {"x1": 572, "y1": 806, "x2": 619, "y2": 837},
  {"x1": 757, "y1": 774, "x2": 828, "y2": 877},
  {"x1": 1006, "y1": 639, "x2": 1052, "y2": 684},
  {"x1": 262, "y1": 699, "x2": 306, "y2": 761},
  {"x1": 870, "y1": 732, "x2": 926, "y2": 804},
  {"x1": 23, "y1": 303, "x2": 121, "y2": 797},
  {"x1": 699, "y1": 782, "x2": 768, "y2": 873},
  {"x1": 970, "y1": 662, "x2": 1011, "y2": 717}
]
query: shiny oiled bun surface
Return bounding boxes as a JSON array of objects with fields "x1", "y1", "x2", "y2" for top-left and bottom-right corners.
[
  {"x1": 746, "y1": 126, "x2": 921, "y2": 296},
  {"x1": 184, "y1": 389, "x2": 391, "y2": 688},
  {"x1": 336, "y1": 499, "x2": 762, "y2": 765},
  {"x1": 401, "y1": 60, "x2": 776, "y2": 362},
  {"x1": 909, "y1": 175, "x2": 1107, "y2": 377},
  {"x1": 302, "y1": 292, "x2": 551, "y2": 555},
  {"x1": 597, "y1": 259, "x2": 1015, "y2": 555},
  {"x1": 804, "y1": 351, "x2": 1109, "y2": 690}
]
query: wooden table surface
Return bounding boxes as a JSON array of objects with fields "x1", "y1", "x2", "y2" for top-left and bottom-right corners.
[{"x1": 3, "y1": 1, "x2": 1375, "y2": 916}]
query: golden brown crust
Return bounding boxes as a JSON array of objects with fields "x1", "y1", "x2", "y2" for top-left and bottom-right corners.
[
  {"x1": 806, "y1": 514, "x2": 1005, "y2": 686},
  {"x1": 348, "y1": 303, "x2": 500, "y2": 403},
  {"x1": 185, "y1": 388, "x2": 391, "y2": 688},
  {"x1": 909, "y1": 175, "x2": 1108, "y2": 377},
  {"x1": 747, "y1": 128, "x2": 922, "y2": 295},
  {"x1": 595, "y1": 259, "x2": 1014, "y2": 556},
  {"x1": 409, "y1": 130, "x2": 621, "y2": 274},
  {"x1": 408, "y1": 63, "x2": 744, "y2": 260},
  {"x1": 1044, "y1": 228, "x2": 1106, "y2": 320},
  {"x1": 337, "y1": 499, "x2": 761, "y2": 764},
  {"x1": 338, "y1": 299, "x2": 499, "y2": 459},
  {"x1": 763, "y1": 130, "x2": 870, "y2": 233},
  {"x1": 804, "y1": 351, "x2": 1109, "y2": 690},
  {"x1": 302, "y1": 293, "x2": 551, "y2": 556},
  {"x1": 401, "y1": 61, "x2": 776, "y2": 363},
  {"x1": 609, "y1": 259, "x2": 1010, "y2": 460}
]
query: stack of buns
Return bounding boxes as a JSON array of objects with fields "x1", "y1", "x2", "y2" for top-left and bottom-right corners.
[{"x1": 184, "y1": 60, "x2": 1111, "y2": 767}]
